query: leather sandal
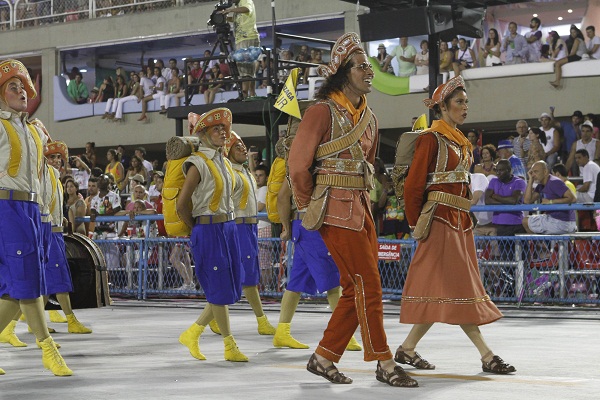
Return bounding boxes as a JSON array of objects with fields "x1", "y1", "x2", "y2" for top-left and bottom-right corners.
[
  {"x1": 306, "y1": 354, "x2": 352, "y2": 384},
  {"x1": 394, "y1": 346, "x2": 435, "y2": 370},
  {"x1": 482, "y1": 355, "x2": 516, "y2": 374},
  {"x1": 375, "y1": 361, "x2": 418, "y2": 387}
]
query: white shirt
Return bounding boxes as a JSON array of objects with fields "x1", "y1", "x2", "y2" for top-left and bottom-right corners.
[
  {"x1": 71, "y1": 167, "x2": 90, "y2": 190},
  {"x1": 155, "y1": 76, "x2": 167, "y2": 95},
  {"x1": 141, "y1": 159, "x2": 153, "y2": 179},
  {"x1": 542, "y1": 127, "x2": 556, "y2": 154},
  {"x1": 576, "y1": 139, "x2": 598, "y2": 165},
  {"x1": 580, "y1": 160, "x2": 600, "y2": 196},
  {"x1": 256, "y1": 185, "x2": 269, "y2": 229},
  {"x1": 470, "y1": 173, "x2": 492, "y2": 226},
  {"x1": 140, "y1": 76, "x2": 154, "y2": 97},
  {"x1": 231, "y1": 163, "x2": 258, "y2": 218},
  {"x1": 588, "y1": 36, "x2": 600, "y2": 59}
]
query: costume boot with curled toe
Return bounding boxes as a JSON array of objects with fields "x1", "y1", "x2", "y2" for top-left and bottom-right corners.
[
  {"x1": 256, "y1": 315, "x2": 276, "y2": 335},
  {"x1": 482, "y1": 354, "x2": 516, "y2": 374},
  {"x1": 306, "y1": 354, "x2": 352, "y2": 384},
  {"x1": 0, "y1": 320, "x2": 27, "y2": 347},
  {"x1": 345, "y1": 335, "x2": 362, "y2": 351},
  {"x1": 40, "y1": 337, "x2": 73, "y2": 376},
  {"x1": 394, "y1": 346, "x2": 435, "y2": 369},
  {"x1": 273, "y1": 323, "x2": 309, "y2": 349},
  {"x1": 49, "y1": 310, "x2": 67, "y2": 323},
  {"x1": 67, "y1": 314, "x2": 92, "y2": 334},
  {"x1": 179, "y1": 323, "x2": 206, "y2": 360},
  {"x1": 208, "y1": 319, "x2": 221, "y2": 335},
  {"x1": 223, "y1": 335, "x2": 248, "y2": 362},
  {"x1": 375, "y1": 362, "x2": 418, "y2": 387}
]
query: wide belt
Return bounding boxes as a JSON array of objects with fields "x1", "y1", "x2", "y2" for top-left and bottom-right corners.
[
  {"x1": 235, "y1": 217, "x2": 258, "y2": 224},
  {"x1": 315, "y1": 174, "x2": 366, "y2": 189},
  {"x1": 52, "y1": 226, "x2": 64, "y2": 233},
  {"x1": 0, "y1": 188, "x2": 38, "y2": 203},
  {"x1": 427, "y1": 191, "x2": 471, "y2": 211},
  {"x1": 195, "y1": 212, "x2": 234, "y2": 225},
  {"x1": 293, "y1": 211, "x2": 305, "y2": 221},
  {"x1": 317, "y1": 158, "x2": 364, "y2": 174},
  {"x1": 41, "y1": 214, "x2": 52, "y2": 223}
]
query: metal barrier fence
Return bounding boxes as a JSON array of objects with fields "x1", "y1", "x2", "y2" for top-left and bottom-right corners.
[
  {"x1": 1, "y1": 0, "x2": 206, "y2": 30},
  {"x1": 82, "y1": 204, "x2": 600, "y2": 305}
]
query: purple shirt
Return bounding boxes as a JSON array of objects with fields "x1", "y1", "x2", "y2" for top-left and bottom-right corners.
[
  {"x1": 534, "y1": 175, "x2": 575, "y2": 222},
  {"x1": 488, "y1": 175, "x2": 527, "y2": 225}
]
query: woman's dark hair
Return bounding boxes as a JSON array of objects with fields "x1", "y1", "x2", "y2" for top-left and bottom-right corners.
[
  {"x1": 529, "y1": 127, "x2": 547, "y2": 146},
  {"x1": 566, "y1": 25, "x2": 585, "y2": 53},
  {"x1": 548, "y1": 31, "x2": 560, "y2": 51},
  {"x1": 107, "y1": 148, "x2": 118, "y2": 160},
  {"x1": 86, "y1": 141, "x2": 96, "y2": 149},
  {"x1": 432, "y1": 87, "x2": 467, "y2": 119},
  {"x1": 315, "y1": 57, "x2": 355, "y2": 100},
  {"x1": 481, "y1": 144, "x2": 497, "y2": 160},
  {"x1": 420, "y1": 40, "x2": 428, "y2": 48},
  {"x1": 129, "y1": 155, "x2": 143, "y2": 171},
  {"x1": 486, "y1": 29, "x2": 499, "y2": 47}
]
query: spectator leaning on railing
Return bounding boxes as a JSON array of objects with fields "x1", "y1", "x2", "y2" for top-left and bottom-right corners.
[{"x1": 522, "y1": 161, "x2": 577, "y2": 234}]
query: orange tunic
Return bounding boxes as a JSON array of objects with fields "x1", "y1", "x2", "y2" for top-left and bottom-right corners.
[
  {"x1": 288, "y1": 101, "x2": 377, "y2": 231},
  {"x1": 401, "y1": 123, "x2": 502, "y2": 325}
]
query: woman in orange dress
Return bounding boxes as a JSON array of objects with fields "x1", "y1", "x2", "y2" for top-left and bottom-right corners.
[{"x1": 395, "y1": 76, "x2": 516, "y2": 375}]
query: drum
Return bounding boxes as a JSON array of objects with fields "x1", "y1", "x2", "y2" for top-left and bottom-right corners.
[{"x1": 63, "y1": 232, "x2": 112, "y2": 308}]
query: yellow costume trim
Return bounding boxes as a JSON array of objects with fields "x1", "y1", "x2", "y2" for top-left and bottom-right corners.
[
  {"x1": 234, "y1": 169, "x2": 250, "y2": 210},
  {"x1": 48, "y1": 165, "x2": 58, "y2": 215},
  {"x1": 27, "y1": 124, "x2": 43, "y2": 179},
  {"x1": 401, "y1": 294, "x2": 491, "y2": 305},
  {"x1": 195, "y1": 152, "x2": 226, "y2": 213},
  {"x1": 0, "y1": 120, "x2": 43, "y2": 178}
]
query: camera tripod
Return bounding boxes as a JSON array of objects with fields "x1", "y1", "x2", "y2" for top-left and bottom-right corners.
[{"x1": 186, "y1": 27, "x2": 243, "y2": 105}]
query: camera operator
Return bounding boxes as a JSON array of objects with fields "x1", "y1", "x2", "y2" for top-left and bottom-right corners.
[{"x1": 219, "y1": 0, "x2": 259, "y2": 98}]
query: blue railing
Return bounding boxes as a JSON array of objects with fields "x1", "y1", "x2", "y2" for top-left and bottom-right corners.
[{"x1": 77, "y1": 203, "x2": 600, "y2": 305}]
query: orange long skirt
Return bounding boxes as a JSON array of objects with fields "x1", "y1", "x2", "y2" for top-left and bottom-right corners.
[{"x1": 400, "y1": 220, "x2": 503, "y2": 325}]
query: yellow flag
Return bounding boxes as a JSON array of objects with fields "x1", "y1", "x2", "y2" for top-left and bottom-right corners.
[
  {"x1": 274, "y1": 68, "x2": 301, "y2": 119},
  {"x1": 412, "y1": 113, "x2": 428, "y2": 131}
]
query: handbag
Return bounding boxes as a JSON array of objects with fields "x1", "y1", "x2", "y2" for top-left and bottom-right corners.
[{"x1": 412, "y1": 201, "x2": 437, "y2": 241}]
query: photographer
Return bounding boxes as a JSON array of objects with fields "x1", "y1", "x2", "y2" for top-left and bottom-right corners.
[{"x1": 219, "y1": 0, "x2": 259, "y2": 98}]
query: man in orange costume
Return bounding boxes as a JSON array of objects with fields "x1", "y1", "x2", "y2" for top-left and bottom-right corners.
[{"x1": 288, "y1": 33, "x2": 417, "y2": 388}]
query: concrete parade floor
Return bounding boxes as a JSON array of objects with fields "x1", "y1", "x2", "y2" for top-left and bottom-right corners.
[{"x1": 1, "y1": 300, "x2": 599, "y2": 400}]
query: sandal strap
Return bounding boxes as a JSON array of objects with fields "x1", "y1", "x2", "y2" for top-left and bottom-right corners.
[
  {"x1": 483, "y1": 355, "x2": 516, "y2": 373},
  {"x1": 323, "y1": 365, "x2": 351, "y2": 383},
  {"x1": 395, "y1": 348, "x2": 434, "y2": 369},
  {"x1": 378, "y1": 364, "x2": 418, "y2": 387}
]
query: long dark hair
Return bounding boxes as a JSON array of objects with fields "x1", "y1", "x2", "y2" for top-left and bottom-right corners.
[
  {"x1": 315, "y1": 58, "x2": 355, "y2": 100},
  {"x1": 548, "y1": 31, "x2": 560, "y2": 51},
  {"x1": 566, "y1": 25, "x2": 584, "y2": 53},
  {"x1": 486, "y1": 29, "x2": 499, "y2": 47},
  {"x1": 529, "y1": 127, "x2": 547, "y2": 146}
]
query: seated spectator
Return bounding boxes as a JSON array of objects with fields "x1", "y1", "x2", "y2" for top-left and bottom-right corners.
[
  {"x1": 203, "y1": 64, "x2": 224, "y2": 105},
  {"x1": 102, "y1": 75, "x2": 129, "y2": 119},
  {"x1": 452, "y1": 38, "x2": 476, "y2": 76},
  {"x1": 585, "y1": 25, "x2": 600, "y2": 59},
  {"x1": 148, "y1": 171, "x2": 163, "y2": 206},
  {"x1": 159, "y1": 67, "x2": 182, "y2": 113},
  {"x1": 126, "y1": 173, "x2": 146, "y2": 195},
  {"x1": 124, "y1": 156, "x2": 148, "y2": 191},
  {"x1": 113, "y1": 73, "x2": 143, "y2": 123},
  {"x1": 523, "y1": 161, "x2": 577, "y2": 234},
  {"x1": 526, "y1": 127, "x2": 547, "y2": 169},
  {"x1": 550, "y1": 25, "x2": 586, "y2": 88},
  {"x1": 497, "y1": 140, "x2": 527, "y2": 181},
  {"x1": 278, "y1": 49, "x2": 293, "y2": 80},
  {"x1": 481, "y1": 28, "x2": 502, "y2": 66},
  {"x1": 566, "y1": 121, "x2": 599, "y2": 174},
  {"x1": 485, "y1": 160, "x2": 527, "y2": 257},
  {"x1": 414, "y1": 40, "x2": 429, "y2": 75},
  {"x1": 88, "y1": 86, "x2": 99, "y2": 103},
  {"x1": 552, "y1": 163, "x2": 577, "y2": 195},
  {"x1": 117, "y1": 199, "x2": 156, "y2": 237},
  {"x1": 124, "y1": 185, "x2": 154, "y2": 211},
  {"x1": 139, "y1": 67, "x2": 165, "y2": 121},
  {"x1": 574, "y1": 149, "x2": 600, "y2": 203},
  {"x1": 439, "y1": 41, "x2": 454, "y2": 73},
  {"x1": 544, "y1": 31, "x2": 567, "y2": 62},
  {"x1": 513, "y1": 120, "x2": 531, "y2": 169},
  {"x1": 473, "y1": 144, "x2": 497, "y2": 178},
  {"x1": 67, "y1": 72, "x2": 89, "y2": 104},
  {"x1": 89, "y1": 174, "x2": 122, "y2": 236},
  {"x1": 95, "y1": 76, "x2": 115, "y2": 103},
  {"x1": 471, "y1": 172, "x2": 495, "y2": 236},
  {"x1": 376, "y1": 43, "x2": 395, "y2": 74},
  {"x1": 501, "y1": 22, "x2": 527, "y2": 65}
]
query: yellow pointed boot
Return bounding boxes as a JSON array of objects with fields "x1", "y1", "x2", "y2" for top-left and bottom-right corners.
[
  {"x1": 256, "y1": 315, "x2": 276, "y2": 335},
  {"x1": 37, "y1": 339, "x2": 61, "y2": 349},
  {"x1": 39, "y1": 337, "x2": 73, "y2": 376},
  {"x1": 49, "y1": 310, "x2": 67, "y2": 323},
  {"x1": 345, "y1": 335, "x2": 362, "y2": 351},
  {"x1": 0, "y1": 367, "x2": 5, "y2": 375},
  {"x1": 178, "y1": 323, "x2": 206, "y2": 360},
  {"x1": 208, "y1": 319, "x2": 221, "y2": 335},
  {"x1": 0, "y1": 320, "x2": 28, "y2": 347},
  {"x1": 19, "y1": 314, "x2": 25, "y2": 322},
  {"x1": 273, "y1": 323, "x2": 309, "y2": 349},
  {"x1": 66, "y1": 314, "x2": 92, "y2": 334},
  {"x1": 223, "y1": 335, "x2": 248, "y2": 362}
]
